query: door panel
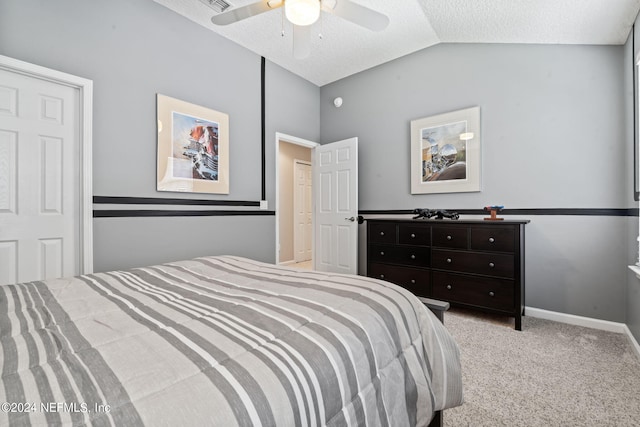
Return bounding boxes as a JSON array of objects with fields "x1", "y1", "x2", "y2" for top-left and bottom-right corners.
[
  {"x1": 0, "y1": 130, "x2": 17, "y2": 214},
  {"x1": 319, "y1": 171, "x2": 332, "y2": 211},
  {"x1": 313, "y1": 137, "x2": 358, "y2": 274},
  {"x1": 337, "y1": 169, "x2": 351, "y2": 212},
  {"x1": 336, "y1": 225, "x2": 351, "y2": 270},
  {"x1": 40, "y1": 238, "x2": 63, "y2": 279},
  {"x1": 0, "y1": 241, "x2": 17, "y2": 284},
  {"x1": 41, "y1": 136, "x2": 64, "y2": 213},
  {"x1": 320, "y1": 224, "x2": 332, "y2": 266}
]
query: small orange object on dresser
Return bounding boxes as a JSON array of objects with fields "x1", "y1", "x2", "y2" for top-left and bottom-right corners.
[{"x1": 484, "y1": 205, "x2": 504, "y2": 221}]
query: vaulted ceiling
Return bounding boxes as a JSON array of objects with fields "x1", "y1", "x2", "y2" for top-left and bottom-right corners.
[{"x1": 155, "y1": 0, "x2": 640, "y2": 86}]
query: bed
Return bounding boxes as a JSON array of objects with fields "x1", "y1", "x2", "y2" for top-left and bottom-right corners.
[{"x1": 0, "y1": 255, "x2": 463, "y2": 426}]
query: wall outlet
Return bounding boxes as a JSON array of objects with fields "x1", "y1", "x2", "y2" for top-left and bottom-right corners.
[{"x1": 260, "y1": 200, "x2": 268, "y2": 210}]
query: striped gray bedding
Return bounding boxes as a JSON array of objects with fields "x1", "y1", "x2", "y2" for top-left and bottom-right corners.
[{"x1": 0, "y1": 255, "x2": 463, "y2": 426}]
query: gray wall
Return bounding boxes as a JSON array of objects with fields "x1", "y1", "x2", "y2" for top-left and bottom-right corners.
[
  {"x1": 320, "y1": 43, "x2": 637, "y2": 324},
  {"x1": 0, "y1": 0, "x2": 320, "y2": 271}
]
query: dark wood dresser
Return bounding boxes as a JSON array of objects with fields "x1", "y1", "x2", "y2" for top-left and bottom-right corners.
[{"x1": 367, "y1": 219, "x2": 529, "y2": 330}]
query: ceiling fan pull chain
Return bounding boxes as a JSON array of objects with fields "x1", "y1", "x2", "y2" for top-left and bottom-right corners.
[
  {"x1": 281, "y1": 5, "x2": 285, "y2": 36},
  {"x1": 318, "y1": 0, "x2": 323, "y2": 39}
]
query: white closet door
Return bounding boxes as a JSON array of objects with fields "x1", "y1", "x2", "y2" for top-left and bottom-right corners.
[{"x1": 0, "y1": 68, "x2": 80, "y2": 284}]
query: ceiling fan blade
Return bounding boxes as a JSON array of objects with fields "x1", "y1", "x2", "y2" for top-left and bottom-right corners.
[
  {"x1": 293, "y1": 25, "x2": 311, "y2": 59},
  {"x1": 211, "y1": 0, "x2": 282, "y2": 26},
  {"x1": 324, "y1": 0, "x2": 389, "y2": 31}
]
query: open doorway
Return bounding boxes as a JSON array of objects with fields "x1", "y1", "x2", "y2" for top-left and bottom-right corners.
[{"x1": 275, "y1": 133, "x2": 318, "y2": 269}]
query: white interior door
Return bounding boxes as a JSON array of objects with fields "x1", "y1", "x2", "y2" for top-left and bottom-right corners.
[
  {"x1": 0, "y1": 67, "x2": 81, "y2": 284},
  {"x1": 313, "y1": 137, "x2": 358, "y2": 274},
  {"x1": 294, "y1": 160, "x2": 312, "y2": 263}
]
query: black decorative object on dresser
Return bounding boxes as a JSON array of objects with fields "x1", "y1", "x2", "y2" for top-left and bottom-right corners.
[{"x1": 367, "y1": 219, "x2": 529, "y2": 330}]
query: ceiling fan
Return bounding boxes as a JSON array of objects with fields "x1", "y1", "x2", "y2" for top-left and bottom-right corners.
[{"x1": 211, "y1": 0, "x2": 390, "y2": 58}]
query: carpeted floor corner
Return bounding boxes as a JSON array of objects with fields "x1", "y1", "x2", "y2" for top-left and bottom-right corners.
[{"x1": 442, "y1": 308, "x2": 640, "y2": 427}]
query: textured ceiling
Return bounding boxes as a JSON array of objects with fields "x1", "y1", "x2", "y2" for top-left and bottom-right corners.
[{"x1": 155, "y1": 0, "x2": 640, "y2": 86}]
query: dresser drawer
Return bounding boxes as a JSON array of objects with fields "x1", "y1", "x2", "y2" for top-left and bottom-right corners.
[
  {"x1": 398, "y1": 224, "x2": 431, "y2": 245},
  {"x1": 432, "y1": 271, "x2": 514, "y2": 312},
  {"x1": 471, "y1": 227, "x2": 515, "y2": 252},
  {"x1": 369, "y1": 244, "x2": 430, "y2": 267},
  {"x1": 432, "y1": 249, "x2": 514, "y2": 278},
  {"x1": 368, "y1": 263, "x2": 430, "y2": 297},
  {"x1": 432, "y1": 226, "x2": 468, "y2": 249},
  {"x1": 369, "y1": 223, "x2": 396, "y2": 244}
]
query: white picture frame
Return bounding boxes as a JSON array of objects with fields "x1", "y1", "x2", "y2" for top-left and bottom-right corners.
[
  {"x1": 410, "y1": 106, "x2": 481, "y2": 194},
  {"x1": 157, "y1": 94, "x2": 229, "y2": 194}
]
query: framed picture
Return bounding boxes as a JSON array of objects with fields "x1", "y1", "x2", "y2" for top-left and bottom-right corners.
[
  {"x1": 410, "y1": 106, "x2": 481, "y2": 194},
  {"x1": 156, "y1": 94, "x2": 229, "y2": 194}
]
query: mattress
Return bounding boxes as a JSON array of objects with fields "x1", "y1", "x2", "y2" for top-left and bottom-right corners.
[{"x1": 0, "y1": 256, "x2": 462, "y2": 426}]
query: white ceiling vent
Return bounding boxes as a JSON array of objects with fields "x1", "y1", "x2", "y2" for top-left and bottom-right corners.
[{"x1": 198, "y1": 0, "x2": 230, "y2": 13}]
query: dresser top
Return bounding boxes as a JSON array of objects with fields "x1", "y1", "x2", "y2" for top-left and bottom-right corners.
[{"x1": 366, "y1": 218, "x2": 530, "y2": 225}]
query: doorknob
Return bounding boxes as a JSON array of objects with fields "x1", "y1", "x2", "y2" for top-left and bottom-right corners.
[{"x1": 345, "y1": 216, "x2": 356, "y2": 222}]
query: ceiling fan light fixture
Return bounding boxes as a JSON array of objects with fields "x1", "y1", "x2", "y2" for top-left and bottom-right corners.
[{"x1": 285, "y1": 0, "x2": 320, "y2": 26}]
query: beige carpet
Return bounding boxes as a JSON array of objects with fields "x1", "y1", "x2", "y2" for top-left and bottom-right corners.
[{"x1": 442, "y1": 308, "x2": 640, "y2": 427}]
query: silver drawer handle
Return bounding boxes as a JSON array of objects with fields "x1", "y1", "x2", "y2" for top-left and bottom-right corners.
[
  {"x1": 380, "y1": 231, "x2": 385, "y2": 236},
  {"x1": 380, "y1": 251, "x2": 385, "y2": 256},
  {"x1": 446, "y1": 258, "x2": 452, "y2": 263},
  {"x1": 489, "y1": 291, "x2": 495, "y2": 297},
  {"x1": 410, "y1": 254, "x2": 416, "y2": 260},
  {"x1": 489, "y1": 237, "x2": 495, "y2": 243},
  {"x1": 380, "y1": 274, "x2": 385, "y2": 279},
  {"x1": 411, "y1": 233, "x2": 416, "y2": 238},
  {"x1": 446, "y1": 285, "x2": 452, "y2": 290},
  {"x1": 446, "y1": 235, "x2": 452, "y2": 240},
  {"x1": 411, "y1": 279, "x2": 416, "y2": 284},
  {"x1": 489, "y1": 262, "x2": 495, "y2": 268}
]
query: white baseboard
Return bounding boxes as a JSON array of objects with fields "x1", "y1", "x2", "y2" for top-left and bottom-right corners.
[
  {"x1": 525, "y1": 306, "x2": 640, "y2": 360},
  {"x1": 623, "y1": 325, "x2": 640, "y2": 361},
  {"x1": 525, "y1": 306, "x2": 625, "y2": 333}
]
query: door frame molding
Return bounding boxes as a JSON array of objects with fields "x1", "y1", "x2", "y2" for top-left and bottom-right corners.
[
  {"x1": 0, "y1": 55, "x2": 94, "y2": 274},
  {"x1": 274, "y1": 132, "x2": 318, "y2": 265}
]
